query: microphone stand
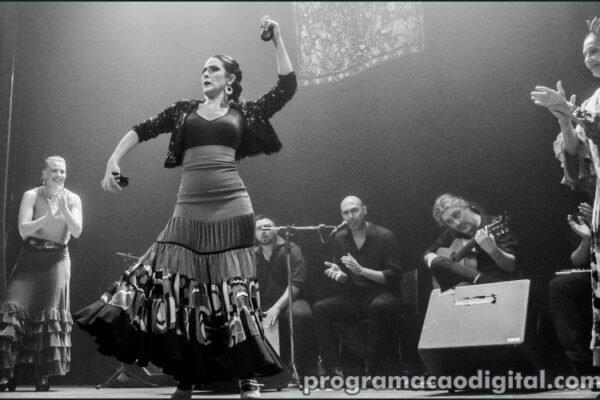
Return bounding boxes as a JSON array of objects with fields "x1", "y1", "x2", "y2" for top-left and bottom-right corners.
[
  {"x1": 261, "y1": 224, "x2": 335, "y2": 387},
  {"x1": 96, "y1": 252, "x2": 157, "y2": 389}
]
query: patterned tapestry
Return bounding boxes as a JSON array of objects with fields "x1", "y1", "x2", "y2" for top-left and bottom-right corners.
[{"x1": 293, "y1": 2, "x2": 424, "y2": 86}]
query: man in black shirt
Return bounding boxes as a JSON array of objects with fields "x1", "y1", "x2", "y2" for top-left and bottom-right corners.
[
  {"x1": 423, "y1": 193, "x2": 517, "y2": 291},
  {"x1": 313, "y1": 196, "x2": 404, "y2": 377},
  {"x1": 549, "y1": 203, "x2": 594, "y2": 376},
  {"x1": 255, "y1": 215, "x2": 317, "y2": 378}
]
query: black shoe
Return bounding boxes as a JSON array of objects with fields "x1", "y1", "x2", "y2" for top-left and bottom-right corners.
[
  {"x1": 316, "y1": 360, "x2": 327, "y2": 377},
  {"x1": 35, "y1": 376, "x2": 49, "y2": 392},
  {"x1": 239, "y1": 378, "x2": 261, "y2": 398},
  {"x1": 0, "y1": 377, "x2": 16, "y2": 392},
  {"x1": 329, "y1": 366, "x2": 345, "y2": 378}
]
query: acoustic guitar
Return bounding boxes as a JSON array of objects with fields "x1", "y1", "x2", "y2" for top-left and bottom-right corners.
[{"x1": 435, "y1": 213, "x2": 510, "y2": 270}]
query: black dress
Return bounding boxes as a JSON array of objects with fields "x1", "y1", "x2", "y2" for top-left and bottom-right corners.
[{"x1": 74, "y1": 106, "x2": 286, "y2": 384}]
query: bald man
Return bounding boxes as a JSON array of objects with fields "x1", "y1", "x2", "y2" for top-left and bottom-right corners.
[{"x1": 313, "y1": 196, "x2": 404, "y2": 377}]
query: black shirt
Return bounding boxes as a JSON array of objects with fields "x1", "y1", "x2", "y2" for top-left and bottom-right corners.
[
  {"x1": 255, "y1": 239, "x2": 307, "y2": 310},
  {"x1": 332, "y1": 222, "x2": 402, "y2": 294},
  {"x1": 425, "y1": 213, "x2": 518, "y2": 280}
]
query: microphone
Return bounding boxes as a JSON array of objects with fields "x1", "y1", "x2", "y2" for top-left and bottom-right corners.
[
  {"x1": 260, "y1": 23, "x2": 274, "y2": 41},
  {"x1": 329, "y1": 221, "x2": 348, "y2": 237}
]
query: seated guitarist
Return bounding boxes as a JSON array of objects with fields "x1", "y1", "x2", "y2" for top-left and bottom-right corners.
[{"x1": 423, "y1": 193, "x2": 518, "y2": 291}]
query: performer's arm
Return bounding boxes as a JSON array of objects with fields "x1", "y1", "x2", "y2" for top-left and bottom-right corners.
[
  {"x1": 423, "y1": 229, "x2": 453, "y2": 268},
  {"x1": 531, "y1": 81, "x2": 579, "y2": 153},
  {"x1": 568, "y1": 213, "x2": 591, "y2": 268},
  {"x1": 264, "y1": 285, "x2": 301, "y2": 327},
  {"x1": 18, "y1": 190, "x2": 51, "y2": 239},
  {"x1": 341, "y1": 253, "x2": 386, "y2": 285},
  {"x1": 264, "y1": 245, "x2": 305, "y2": 326},
  {"x1": 343, "y1": 231, "x2": 403, "y2": 286},
  {"x1": 250, "y1": 17, "x2": 297, "y2": 120},
  {"x1": 474, "y1": 228, "x2": 516, "y2": 272},
  {"x1": 357, "y1": 267, "x2": 386, "y2": 285},
  {"x1": 58, "y1": 191, "x2": 83, "y2": 238},
  {"x1": 101, "y1": 130, "x2": 139, "y2": 193},
  {"x1": 263, "y1": 16, "x2": 293, "y2": 75}
]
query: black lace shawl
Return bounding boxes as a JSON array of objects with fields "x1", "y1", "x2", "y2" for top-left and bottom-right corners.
[{"x1": 132, "y1": 72, "x2": 297, "y2": 168}]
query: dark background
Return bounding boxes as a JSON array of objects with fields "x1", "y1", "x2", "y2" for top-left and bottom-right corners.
[{"x1": 0, "y1": 2, "x2": 598, "y2": 384}]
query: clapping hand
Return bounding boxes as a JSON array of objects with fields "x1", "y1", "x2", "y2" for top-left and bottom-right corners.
[
  {"x1": 56, "y1": 188, "x2": 69, "y2": 214},
  {"x1": 568, "y1": 214, "x2": 592, "y2": 239},
  {"x1": 578, "y1": 202, "x2": 593, "y2": 226},
  {"x1": 531, "y1": 81, "x2": 576, "y2": 119},
  {"x1": 324, "y1": 261, "x2": 348, "y2": 283},
  {"x1": 587, "y1": 17, "x2": 600, "y2": 35},
  {"x1": 341, "y1": 253, "x2": 363, "y2": 275},
  {"x1": 44, "y1": 198, "x2": 55, "y2": 219}
]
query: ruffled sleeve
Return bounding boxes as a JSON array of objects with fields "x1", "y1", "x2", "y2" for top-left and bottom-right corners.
[
  {"x1": 552, "y1": 89, "x2": 600, "y2": 196},
  {"x1": 132, "y1": 100, "x2": 189, "y2": 143},
  {"x1": 553, "y1": 131, "x2": 595, "y2": 194},
  {"x1": 249, "y1": 72, "x2": 297, "y2": 119},
  {"x1": 235, "y1": 72, "x2": 297, "y2": 160}
]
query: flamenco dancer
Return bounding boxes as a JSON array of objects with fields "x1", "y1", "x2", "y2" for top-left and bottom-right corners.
[
  {"x1": 0, "y1": 156, "x2": 83, "y2": 392},
  {"x1": 74, "y1": 16, "x2": 296, "y2": 399}
]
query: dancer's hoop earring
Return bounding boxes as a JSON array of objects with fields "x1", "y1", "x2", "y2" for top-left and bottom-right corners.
[{"x1": 225, "y1": 85, "x2": 233, "y2": 96}]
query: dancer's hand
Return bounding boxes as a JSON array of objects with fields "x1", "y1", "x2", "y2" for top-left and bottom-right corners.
[
  {"x1": 260, "y1": 15, "x2": 281, "y2": 43},
  {"x1": 102, "y1": 158, "x2": 122, "y2": 193}
]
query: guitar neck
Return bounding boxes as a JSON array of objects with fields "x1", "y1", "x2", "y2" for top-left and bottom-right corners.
[
  {"x1": 446, "y1": 214, "x2": 507, "y2": 263},
  {"x1": 452, "y1": 237, "x2": 477, "y2": 262}
]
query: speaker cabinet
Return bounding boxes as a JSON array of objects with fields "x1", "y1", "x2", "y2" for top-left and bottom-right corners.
[{"x1": 418, "y1": 280, "x2": 541, "y2": 377}]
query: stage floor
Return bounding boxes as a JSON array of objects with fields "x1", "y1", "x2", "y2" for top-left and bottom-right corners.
[{"x1": 1, "y1": 386, "x2": 597, "y2": 399}]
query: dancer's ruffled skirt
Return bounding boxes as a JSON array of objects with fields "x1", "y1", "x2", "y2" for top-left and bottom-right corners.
[
  {"x1": 0, "y1": 245, "x2": 72, "y2": 378},
  {"x1": 73, "y1": 146, "x2": 282, "y2": 383}
]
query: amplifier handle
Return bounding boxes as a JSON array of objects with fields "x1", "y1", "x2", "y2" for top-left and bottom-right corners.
[{"x1": 454, "y1": 294, "x2": 496, "y2": 306}]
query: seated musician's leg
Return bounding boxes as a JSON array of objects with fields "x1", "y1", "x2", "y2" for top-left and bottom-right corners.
[
  {"x1": 549, "y1": 273, "x2": 593, "y2": 376},
  {"x1": 313, "y1": 296, "x2": 358, "y2": 376},
  {"x1": 278, "y1": 299, "x2": 318, "y2": 377},
  {"x1": 430, "y1": 257, "x2": 502, "y2": 291},
  {"x1": 365, "y1": 292, "x2": 403, "y2": 375},
  {"x1": 430, "y1": 257, "x2": 479, "y2": 290}
]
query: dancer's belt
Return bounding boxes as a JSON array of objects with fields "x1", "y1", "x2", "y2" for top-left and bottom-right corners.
[{"x1": 25, "y1": 237, "x2": 67, "y2": 251}]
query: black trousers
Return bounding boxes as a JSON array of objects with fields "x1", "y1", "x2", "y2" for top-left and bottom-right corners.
[
  {"x1": 276, "y1": 299, "x2": 317, "y2": 376},
  {"x1": 313, "y1": 291, "x2": 403, "y2": 372},
  {"x1": 548, "y1": 272, "x2": 593, "y2": 375}
]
